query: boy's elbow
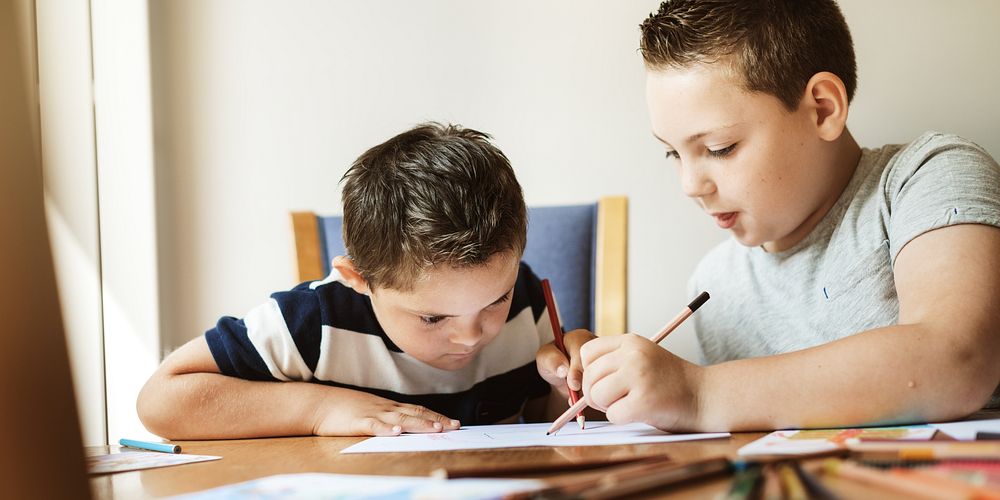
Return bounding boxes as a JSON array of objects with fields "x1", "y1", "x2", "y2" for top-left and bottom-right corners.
[
  {"x1": 951, "y1": 374, "x2": 998, "y2": 418},
  {"x1": 933, "y1": 384, "x2": 995, "y2": 424},
  {"x1": 935, "y1": 345, "x2": 999, "y2": 420},
  {"x1": 136, "y1": 373, "x2": 184, "y2": 439}
]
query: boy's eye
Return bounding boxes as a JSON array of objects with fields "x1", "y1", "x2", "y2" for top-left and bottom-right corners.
[
  {"x1": 664, "y1": 150, "x2": 680, "y2": 160},
  {"x1": 708, "y1": 143, "x2": 737, "y2": 158},
  {"x1": 487, "y1": 291, "x2": 512, "y2": 308},
  {"x1": 419, "y1": 315, "x2": 446, "y2": 325}
]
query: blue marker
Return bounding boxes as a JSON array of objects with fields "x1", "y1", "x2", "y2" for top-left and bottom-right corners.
[{"x1": 119, "y1": 438, "x2": 181, "y2": 454}]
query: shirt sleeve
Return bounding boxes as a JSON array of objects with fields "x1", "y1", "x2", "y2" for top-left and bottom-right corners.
[
  {"x1": 205, "y1": 284, "x2": 323, "y2": 382},
  {"x1": 885, "y1": 132, "x2": 1000, "y2": 262}
]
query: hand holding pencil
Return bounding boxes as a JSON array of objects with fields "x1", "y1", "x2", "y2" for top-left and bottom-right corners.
[{"x1": 547, "y1": 292, "x2": 710, "y2": 435}]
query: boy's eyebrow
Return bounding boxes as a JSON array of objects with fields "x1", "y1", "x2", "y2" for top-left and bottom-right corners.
[
  {"x1": 652, "y1": 123, "x2": 742, "y2": 147},
  {"x1": 407, "y1": 287, "x2": 514, "y2": 317}
]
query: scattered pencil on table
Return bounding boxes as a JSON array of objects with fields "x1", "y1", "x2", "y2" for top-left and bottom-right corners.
[
  {"x1": 504, "y1": 456, "x2": 729, "y2": 500},
  {"x1": 846, "y1": 439, "x2": 1000, "y2": 460},
  {"x1": 119, "y1": 438, "x2": 181, "y2": 454},
  {"x1": 790, "y1": 460, "x2": 839, "y2": 500},
  {"x1": 760, "y1": 463, "x2": 782, "y2": 500},
  {"x1": 541, "y1": 278, "x2": 585, "y2": 431},
  {"x1": 777, "y1": 461, "x2": 808, "y2": 500},
  {"x1": 725, "y1": 461, "x2": 761, "y2": 500},
  {"x1": 431, "y1": 455, "x2": 661, "y2": 479},
  {"x1": 546, "y1": 291, "x2": 710, "y2": 436},
  {"x1": 821, "y1": 458, "x2": 995, "y2": 499}
]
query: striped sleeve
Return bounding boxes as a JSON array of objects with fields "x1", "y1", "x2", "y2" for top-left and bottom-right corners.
[{"x1": 205, "y1": 285, "x2": 322, "y2": 382}]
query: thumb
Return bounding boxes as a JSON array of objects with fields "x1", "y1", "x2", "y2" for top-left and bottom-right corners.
[{"x1": 536, "y1": 343, "x2": 570, "y2": 387}]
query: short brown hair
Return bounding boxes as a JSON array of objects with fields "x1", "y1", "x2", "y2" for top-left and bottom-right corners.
[
  {"x1": 340, "y1": 122, "x2": 526, "y2": 291},
  {"x1": 640, "y1": 0, "x2": 857, "y2": 110}
]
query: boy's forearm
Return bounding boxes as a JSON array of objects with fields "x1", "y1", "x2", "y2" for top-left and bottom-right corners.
[
  {"x1": 139, "y1": 372, "x2": 331, "y2": 439},
  {"x1": 698, "y1": 323, "x2": 998, "y2": 432}
]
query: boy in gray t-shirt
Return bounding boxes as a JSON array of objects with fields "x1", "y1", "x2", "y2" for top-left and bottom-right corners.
[{"x1": 536, "y1": 0, "x2": 1000, "y2": 431}]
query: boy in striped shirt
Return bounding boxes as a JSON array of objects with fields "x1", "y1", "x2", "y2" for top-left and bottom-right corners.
[{"x1": 138, "y1": 122, "x2": 561, "y2": 438}]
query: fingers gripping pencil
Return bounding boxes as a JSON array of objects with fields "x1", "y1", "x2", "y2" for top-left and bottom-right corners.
[{"x1": 546, "y1": 292, "x2": 710, "y2": 435}]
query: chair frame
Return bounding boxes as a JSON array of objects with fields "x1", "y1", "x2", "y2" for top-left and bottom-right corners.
[{"x1": 291, "y1": 195, "x2": 627, "y2": 335}]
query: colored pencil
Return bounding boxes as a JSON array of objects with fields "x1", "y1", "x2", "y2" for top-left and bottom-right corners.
[
  {"x1": 504, "y1": 456, "x2": 730, "y2": 500},
  {"x1": 541, "y1": 278, "x2": 584, "y2": 431},
  {"x1": 118, "y1": 438, "x2": 181, "y2": 454},
  {"x1": 847, "y1": 440, "x2": 1000, "y2": 460},
  {"x1": 430, "y1": 455, "x2": 660, "y2": 479},
  {"x1": 760, "y1": 464, "x2": 782, "y2": 500},
  {"x1": 778, "y1": 461, "x2": 808, "y2": 500},
  {"x1": 792, "y1": 460, "x2": 840, "y2": 499},
  {"x1": 546, "y1": 292, "x2": 710, "y2": 435},
  {"x1": 856, "y1": 459, "x2": 1000, "y2": 498},
  {"x1": 822, "y1": 458, "x2": 961, "y2": 499},
  {"x1": 725, "y1": 462, "x2": 761, "y2": 500},
  {"x1": 890, "y1": 467, "x2": 1000, "y2": 500}
]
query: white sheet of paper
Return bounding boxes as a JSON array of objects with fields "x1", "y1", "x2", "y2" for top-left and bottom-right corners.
[
  {"x1": 341, "y1": 421, "x2": 729, "y2": 454},
  {"x1": 931, "y1": 418, "x2": 1000, "y2": 441},
  {"x1": 87, "y1": 451, "x2": 221, "y2": 474},
  {"x1": 169, "y1": 473, "x2": 544, "y2": 500}
]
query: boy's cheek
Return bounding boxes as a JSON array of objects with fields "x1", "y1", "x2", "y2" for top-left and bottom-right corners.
[{"x1": 479, "y1": 309, "x2": 510, "y2": 343}]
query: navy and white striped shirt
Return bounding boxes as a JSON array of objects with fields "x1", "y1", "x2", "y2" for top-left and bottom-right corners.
[{"x1": 206, "y1": 262, "x2": 555, "y2": 425}]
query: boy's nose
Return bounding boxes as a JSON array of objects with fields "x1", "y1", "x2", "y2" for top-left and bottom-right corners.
[
  {"x1": 679, "y1": 163, "x2": 716, "y2": 198},
  {"x1": 449, "y1": 325, "x2": 483, "y2": 347}
]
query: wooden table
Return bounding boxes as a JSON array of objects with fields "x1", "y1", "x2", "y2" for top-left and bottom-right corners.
[{"x1": 87, "y1": 427, "x2": 932, "y2": 499}]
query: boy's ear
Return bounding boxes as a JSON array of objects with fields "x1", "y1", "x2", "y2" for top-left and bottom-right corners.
[
  {"x1": 802, "y1": 71, "x2": 849, "y2": 142},
  {"x1": 331, "y1": 256, "x2": 372, "y2": 295}
]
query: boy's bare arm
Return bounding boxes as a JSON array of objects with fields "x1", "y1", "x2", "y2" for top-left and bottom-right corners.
[
  {"x1": 581, "y1": 224, "x2": 1000, "y2": 431},
  {"x1": 137, "y1": 337, "x2": 458, "y2": 439}
]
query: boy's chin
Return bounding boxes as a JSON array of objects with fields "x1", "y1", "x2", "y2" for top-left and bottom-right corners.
[
  {"x1": 732, "y1": 232, "x2": 764, "y2": 248},
  {"x1": 730, "y1": 226, "x2": 772, "y2": 248},
  {"x1": 422, "y1": 352, "x2": 478, "y2": 371}
]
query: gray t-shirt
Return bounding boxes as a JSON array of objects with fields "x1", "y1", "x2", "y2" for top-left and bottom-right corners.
[{"x1": 689, "y1": 132, "x2": 1000, "y2": 406}]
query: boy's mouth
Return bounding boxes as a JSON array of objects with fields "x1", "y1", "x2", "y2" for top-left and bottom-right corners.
[{"x1": 711, "y1": 211, "x2": 738, "y2": 229}]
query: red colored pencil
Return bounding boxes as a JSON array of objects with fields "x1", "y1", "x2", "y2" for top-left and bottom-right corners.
[{"x1": 541, "y1": 278, "x2": 585, "y2": 430}]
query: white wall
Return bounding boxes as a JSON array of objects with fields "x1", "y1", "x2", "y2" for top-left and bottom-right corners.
[
  {"x1": 149, "y1": 0, "x2": 1000, "y2": 368},
  {"x1": 91, "y1": 0, "x2": 162, "y2": 443},
  {"x1": 36, "y1": 0, "x2": 107, "y2": 446}
]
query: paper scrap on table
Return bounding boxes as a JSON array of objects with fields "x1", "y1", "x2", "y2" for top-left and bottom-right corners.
[
  {"x1": 738, "y1": 425, "x2": 937, "y2": 456},
  {"x1": 931, "y1": 418, "x2": 1000, "y2": 441},
  {"x1": 341, "y1": 421, "x2": 730, "y2": 454},
  {"x1": 87, "y1": 451, "x2": 221, "y2": 474},
  {"x1": 168, "y1": 473, "x2": 543, "y2": 500}
]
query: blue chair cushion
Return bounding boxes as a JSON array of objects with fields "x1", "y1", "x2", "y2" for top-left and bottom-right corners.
[
  {"x1": 317, "y1": 216, "x2": 346, "y2": 276},
  {"x1": 522, "y1": 204, "x2": 596, "y2": 332}
]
